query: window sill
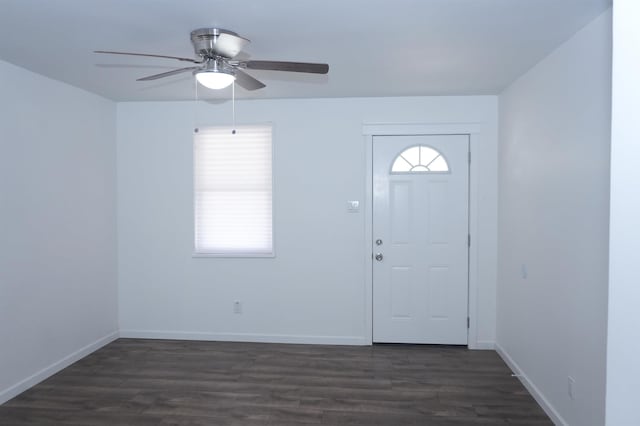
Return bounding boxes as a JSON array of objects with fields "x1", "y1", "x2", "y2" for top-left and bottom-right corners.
[{"x1": 192, "y1": 252, "x2": 275, "y2": 258}]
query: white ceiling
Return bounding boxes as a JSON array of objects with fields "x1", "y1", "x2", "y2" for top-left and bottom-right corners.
[{"x1": 0, "y1": 0, "x2": 611, "y2": 102}]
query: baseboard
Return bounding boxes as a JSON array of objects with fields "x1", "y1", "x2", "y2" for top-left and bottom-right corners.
[
  {"x1": 0, "y1": 331, "x2": 119, "y2": 405},
  {"x1": 495, "y1": 343, "x2": 567, "y2": 426},
  {"x1": 119, "y1": 329, "x2": 368, "y2": 346},
  {"x1": 469, "y1": 340, "x2": 495, "y2": 350}
]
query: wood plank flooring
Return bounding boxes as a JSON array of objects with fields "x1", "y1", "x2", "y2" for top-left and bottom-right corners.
[{"x1": 0, "y1": 339, "x2": 551, "y2": 425}]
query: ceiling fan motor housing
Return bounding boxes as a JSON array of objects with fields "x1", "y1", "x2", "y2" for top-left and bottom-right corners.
[{"x1": 190, "y1": 28, "x2": 249, "y2": 59}]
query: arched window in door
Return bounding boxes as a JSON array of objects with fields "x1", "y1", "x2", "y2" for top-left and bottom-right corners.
[{"x1": 390, "y1": 145, "x2": 450, "y2": 173}]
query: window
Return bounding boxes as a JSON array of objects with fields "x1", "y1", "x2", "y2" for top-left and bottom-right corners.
[
  {"x1": 194, "y1": 124, "x2": 273, "y2": 256},
  {"x1": 391, "y1": 145, "x2": 450, "y2": 173}
]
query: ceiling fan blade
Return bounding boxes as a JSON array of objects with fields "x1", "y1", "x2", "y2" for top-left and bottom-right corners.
[
  {"x1": 234, "y1": 69, "x2": 266, "y2": 91},
  {"x1": 94, "y1": 50, "x2": 201, "y2": 63},
  {"x1": 245, "y1": 60, "x2": 329, "y2": 74},
  {"x1": 137, "y1": 66, "x2": 201, "y2": 81}
]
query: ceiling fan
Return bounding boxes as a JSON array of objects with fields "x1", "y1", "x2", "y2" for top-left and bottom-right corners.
[{"x1": 95, "y1": 28, "x2": 329, "y2": 90}]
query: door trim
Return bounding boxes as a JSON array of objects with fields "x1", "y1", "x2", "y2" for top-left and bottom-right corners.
[{"x1": 363, "y1": 122, "x2": 483, "y2": 349}]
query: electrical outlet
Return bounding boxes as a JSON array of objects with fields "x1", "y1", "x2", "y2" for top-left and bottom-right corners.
[
  {"x1": 568, "y1": 376, "x2": 575, "y2": 400},
  {"x1": 233, "y1": 301, "x2": 242, "y2": 314},
  {"x1": 521, "y1": 264, "x2": 528, "y2": 279}
]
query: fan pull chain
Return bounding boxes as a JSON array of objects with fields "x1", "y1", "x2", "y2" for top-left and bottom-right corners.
[
  {"x1": 193, "y1": 78, "x2": 199, "y2": 134},
  {"x1": 231, "y1": 81, "x2": 236, "y2": 135}
]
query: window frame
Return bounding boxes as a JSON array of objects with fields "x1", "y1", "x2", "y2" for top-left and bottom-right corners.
[{"x1": 192, "y1": 123, "x2": 275, "y2": 258}]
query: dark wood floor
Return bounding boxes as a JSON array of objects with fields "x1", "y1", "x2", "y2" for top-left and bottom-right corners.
[{"x1": 0, "y1": 339, "x2": 551, "y2": 425}]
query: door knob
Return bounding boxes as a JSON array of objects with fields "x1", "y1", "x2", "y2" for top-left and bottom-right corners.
[
  {"x1": 375, "y1": 239, "x2": 383, "y2": 246},
  {"x1": 375, "y1": 253, "x2": 383, "y2": 261}
]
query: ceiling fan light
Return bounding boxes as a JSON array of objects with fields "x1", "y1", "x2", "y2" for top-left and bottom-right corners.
[{"x1": 195, "y1": 70, "x2": 235, "y2": 90}]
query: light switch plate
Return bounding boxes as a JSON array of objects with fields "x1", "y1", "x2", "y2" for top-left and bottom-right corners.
[{"x1": 347, "y1": 200, "x2": 360, "y2": 212}]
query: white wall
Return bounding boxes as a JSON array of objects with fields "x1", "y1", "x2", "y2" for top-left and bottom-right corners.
[
  {"x1": 117, "y1": 96, "x2": 498, "y2": 346},
  {"x1": 606, "y1": 1, "x2": 640, "y2": 425},
  {"x1": 0, "y1": 60, "x2": 118, "y2": 403},
  {"x1": 497, "y1": 10, "x2": 611, "y2": 426}
]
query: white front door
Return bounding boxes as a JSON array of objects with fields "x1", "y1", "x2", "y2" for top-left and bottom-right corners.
[{"x1": 372, "y1": 134, "x2": 469, "y2": 344}]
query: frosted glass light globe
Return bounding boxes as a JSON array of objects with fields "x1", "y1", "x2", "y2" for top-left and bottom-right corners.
[{"x1": 195, "y1": 71, "x2": 235, "y2": 89}]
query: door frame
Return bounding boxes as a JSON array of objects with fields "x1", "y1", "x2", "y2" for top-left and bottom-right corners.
[{"x1": 363, "y1": 122, "x2": 482, "y2": 349}]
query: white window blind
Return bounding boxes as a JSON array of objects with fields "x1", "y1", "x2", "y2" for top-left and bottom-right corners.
[{"x1": 194, "y1": 124, "x2": 273, "y2": 256}]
